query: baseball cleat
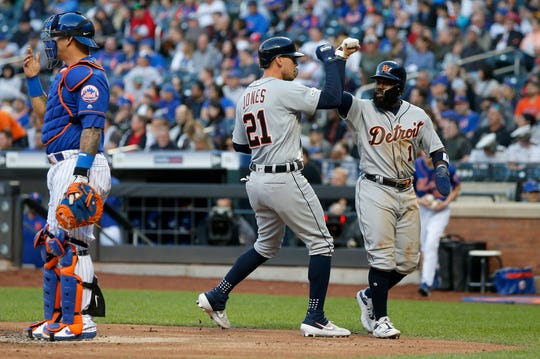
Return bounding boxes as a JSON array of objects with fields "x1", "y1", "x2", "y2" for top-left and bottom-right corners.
[
  {"x1": 42, "y1": 316, "x2": 97, "y2": 341},
  {"x1": 26, "y1": 320, "x2": 48, "y2": 339},
  {"x1": 300, "y1": 320, "x2": 351, "y2": 337},
  {"x1": 356, "y1": 289, "x2": 375, "y2": 333},
  {"x1": 418, "y1": 283, "x2": 430, "y2": 297},
  {"x1": 42, "y1": 325, "x2": 97, "y2": 341},
  {"x1": 197, "y1": 292, "x2": 231, "y2": 329},
  {"x1": 372, "y1": 316, "x2": 401, "y2": 339}
]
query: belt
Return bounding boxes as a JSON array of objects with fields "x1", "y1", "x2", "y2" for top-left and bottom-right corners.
[
  {"x1": 365, "y1": 173, "x2": 413, "y2": 190},
  {"x1": 76, "y1": 249, "x2": 89, "y2": 256},
  {"x1": 249, "y1": 160, "x2": 304, "y2": 173},
  {"x1": 47, "y1": 150, "x2": 79, "y2": 164}
]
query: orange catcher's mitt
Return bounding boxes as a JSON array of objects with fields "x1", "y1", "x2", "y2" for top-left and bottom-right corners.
[{"x1": 56, "y1": 182, "x2": 103, "y2": 229}]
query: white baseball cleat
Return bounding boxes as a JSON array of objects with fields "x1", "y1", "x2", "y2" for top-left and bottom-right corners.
[
  {"x1": 197, "y1": 292, "x2": 231, "y2": 329},
  {"x1": 372, "y1": 316, "x2": 401, "y2": 339},
  {"x1": 26, "y1": 321, "x2": 48, "y2": 339},
  {"x1": 300, "y1": 321, "x2": 351, "y2": 337},
  {"x1": 356, "y1": 289, "x2": 375, "y2": 333},
  {"x1": 42, "y1": 316, "x2": 97, "y2": 341}
]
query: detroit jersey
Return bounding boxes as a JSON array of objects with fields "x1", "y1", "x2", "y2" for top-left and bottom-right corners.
[
  {"x1": 341, "y1": 99, "x2": 443, "y2": 179},
  {"x1": 233, "y1": 78, "x2": 321, "y2": 165}
]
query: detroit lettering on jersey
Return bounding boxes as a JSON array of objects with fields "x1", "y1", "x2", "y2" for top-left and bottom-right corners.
[
  {"x1": 243, "y1": 88, "x2": 266, "y2": 110},
  {"x1": 368, "y1": 121, "x2": 425, "y2": 145}
]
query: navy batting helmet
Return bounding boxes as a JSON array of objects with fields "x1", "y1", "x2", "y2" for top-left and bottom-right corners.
[
  {"x1": 371, "y1": 61, "x2": 407, "y2": 93},
  {"x1": 258, "y1": 36, "x2": 304, "y2": 68}
]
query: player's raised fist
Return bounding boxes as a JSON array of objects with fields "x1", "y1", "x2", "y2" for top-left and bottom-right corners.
[
  {"x1": 335, "y1": 38, "x2": 360, "y2": 59},
  {"x1": 316, "y1": 43, "x2": 336, "y2": 63}
]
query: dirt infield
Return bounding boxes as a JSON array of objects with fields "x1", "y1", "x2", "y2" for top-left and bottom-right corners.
[{"x1": 0, "y1": 269, "x2": 514, "y2": 358}]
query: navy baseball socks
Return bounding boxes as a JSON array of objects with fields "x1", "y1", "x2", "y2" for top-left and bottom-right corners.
[{"x1": 300, "y1": 255, "x2": 350, "y2": 337}]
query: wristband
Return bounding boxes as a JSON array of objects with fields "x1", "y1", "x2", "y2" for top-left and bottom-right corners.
[
  {"x1": 75, "y1": 152, "x2": 95, "y2": 170},
  {"x1": 27, "y1": 76, "x2": 45, "y2": 98}
]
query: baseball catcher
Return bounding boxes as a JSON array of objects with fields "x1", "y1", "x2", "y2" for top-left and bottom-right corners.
[{"x1": 23, "y1": 11, "x2": 111, "y2": 341}]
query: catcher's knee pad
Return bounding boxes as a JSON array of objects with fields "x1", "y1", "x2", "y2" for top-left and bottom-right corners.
[{"x1": 59, "y1": 248, "x2": 83, "y2": 331}]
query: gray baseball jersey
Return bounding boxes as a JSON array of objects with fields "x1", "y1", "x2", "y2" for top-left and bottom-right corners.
[
  {"x1": 343, "y1": 99, "x2": 443, "y2": 178},
  {"x1": 234, "y1": 77, "x2": 334, "y2": 258},
  {"x1": 233, "y1": 78, "x2": 320, "y2": 164},
  {"x1": 341, "y1": 98, "x2": 444, "y2": 273}
]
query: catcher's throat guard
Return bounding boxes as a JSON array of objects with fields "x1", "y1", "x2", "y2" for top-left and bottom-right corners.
[{"x1": 56, "y1": 182, "x2": 103, "y2": 229}]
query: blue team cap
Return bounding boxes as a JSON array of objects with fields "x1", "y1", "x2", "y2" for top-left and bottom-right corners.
[
  {"x1": 112, "y1": 79, "x2": 125, "y2": 89},
  {"x1": 523, "y1": 180, "x2": 540, "y2": 193},
  {"x1": 441, "y1": 110, "x2": 458, "y2": 121},
  {"x1": 162, "y1": 83, "x2": 176, "y2": 93},
  {"x1": 431, "y1": 75, "x2": 449, "y2": 87},
  {"x1": 29, "y1": 192, "x2": 42, "y2": 203},
  {"x1": 125, "y1": 37, "x2": 137, "y2": 45},
  {"x1": 118, "y1": 96, "x2": 133, "y2": 106}
]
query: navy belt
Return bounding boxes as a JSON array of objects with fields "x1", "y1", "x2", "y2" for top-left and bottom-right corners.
[
  {"x1": 48, "y1": 152, "x2": 65, "y2": 164},
  {"x1": 365, "y1": 174, "x2": 412, "y2": 190},
  {"x1": 249, "y1": 160, "x2": 304, "y2": 173}
]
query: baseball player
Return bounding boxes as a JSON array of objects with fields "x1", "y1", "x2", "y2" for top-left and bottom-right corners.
[
  {"x1": 23, "y1": 12, "x2": 110, "y2": 340},
  {"x1": 414, "y1": 151, "x2": 461, "y2": 297},
  {"x1": 336, "y1": 61, "x2": 451, "y2": 338},
  {"x1": 197, "y1": 36, "x2": 359, "y2": 337}
]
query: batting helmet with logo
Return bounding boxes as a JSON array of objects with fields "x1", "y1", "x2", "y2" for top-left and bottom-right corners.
[
  {"x1": 371, "y1": 61, "x2": 407, "y2": 93},
  {"x1": 258, "y1": 36, "x2": 304, "y2": 68}
]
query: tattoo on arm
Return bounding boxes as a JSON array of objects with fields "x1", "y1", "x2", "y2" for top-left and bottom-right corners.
[
  {"x1": 80, "y1": 127, "x2": 102, "y2": 155},
  {"x1": 39, "y1": 94, "x2": 47, "y2": 106}
]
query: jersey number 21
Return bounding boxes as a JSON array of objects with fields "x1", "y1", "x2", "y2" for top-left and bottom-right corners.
[{"x1": 243, "y1": 110, "x2": 272, "y2": 148}]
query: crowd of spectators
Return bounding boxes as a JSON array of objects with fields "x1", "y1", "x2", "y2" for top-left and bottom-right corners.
[{"x1": 0, "y1": 0, "x2": 540, "y2": 185}]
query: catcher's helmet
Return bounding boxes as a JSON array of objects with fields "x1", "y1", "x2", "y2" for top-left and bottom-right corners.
[
  {"x1": 371, "y1": 61, "x2": 407, "y2": 93},
  {"x1": 258, "y1": 36, "x2": 304, "y2": 68},
  {"x1": 42, "y1": 12, "x2": 98, "y2": 48},
  {"x1": 41, "y1": 12, "x2": 98, "y2": 68}
]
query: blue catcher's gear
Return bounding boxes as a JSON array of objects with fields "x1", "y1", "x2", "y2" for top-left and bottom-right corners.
[{"x1": 41, "y1": 12, "x2": 99, "y2": 69}]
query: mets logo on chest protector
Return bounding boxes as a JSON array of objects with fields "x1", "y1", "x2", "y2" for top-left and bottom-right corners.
[{"x1": 80, "y1": 85, "x2": 100, "y2": 103}]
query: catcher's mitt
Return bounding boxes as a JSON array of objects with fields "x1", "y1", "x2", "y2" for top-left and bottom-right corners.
[{"x1": 56, "y1": 182, "x2": 103, "y2": 229}]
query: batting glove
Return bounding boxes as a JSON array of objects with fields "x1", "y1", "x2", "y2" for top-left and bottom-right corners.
[
  {"x1": 335, "y1": 37, "x2": 360, "y2": 59},
  {"x1": 316, "y1": 43, "x2": 336, "y2": 63},
  {"x1": 434, "y1": 165, "x2": 451, "y2": 196}
]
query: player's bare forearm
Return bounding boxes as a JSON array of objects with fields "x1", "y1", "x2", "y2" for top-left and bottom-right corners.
[
  {"x1": 30, "y1": 94, "x2": 47, "y2": 122},
  {"x1": 79, "y1": 127, "x2": 102, "y2": 155}
]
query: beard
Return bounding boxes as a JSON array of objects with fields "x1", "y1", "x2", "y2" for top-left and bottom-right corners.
[{"x1": 373, "y1": 86, "x2": 401, "y2": 110}]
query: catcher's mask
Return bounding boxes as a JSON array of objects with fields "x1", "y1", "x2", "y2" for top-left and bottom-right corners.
[
  {"x1": 371, "y1": 61, "x2": 407, "y2": 110},
  {"x1": 41, "y1": 12, "x2": 98, "y2": 69}
]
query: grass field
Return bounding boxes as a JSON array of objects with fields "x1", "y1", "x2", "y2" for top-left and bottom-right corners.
[{"x1": 1, "y1": 287, "x2": 539, "y2": 358}]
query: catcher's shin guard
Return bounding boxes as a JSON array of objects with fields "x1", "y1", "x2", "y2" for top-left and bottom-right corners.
[
  {"x1": 44, "y1": 247, "x2": 85, "y2": 340},
  {"x1": 26, "y1": 254, "x2": 61, "y2": 339}
]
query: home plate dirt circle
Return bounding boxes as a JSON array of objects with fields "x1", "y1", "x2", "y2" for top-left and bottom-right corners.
[{"x1": 0, "y1": 323, "x2": 515, "y2": 358}]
